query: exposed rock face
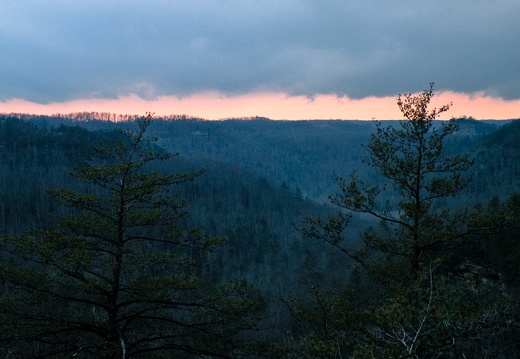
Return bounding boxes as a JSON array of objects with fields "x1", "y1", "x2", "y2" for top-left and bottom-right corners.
[{"x1": 455, "y1": 262, "x2": 504, "y2": 291}]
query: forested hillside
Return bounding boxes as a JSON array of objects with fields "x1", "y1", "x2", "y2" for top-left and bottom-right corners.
[
  {"x1": 7, "y1": 112, "x2": 510, "y2": 202},
  {"x1": 1, "y1": 108, "x2": 520, "y2": 358}
]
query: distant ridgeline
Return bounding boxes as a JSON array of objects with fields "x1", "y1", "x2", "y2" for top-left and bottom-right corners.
[
  {"x1": 3, "y1": 111, "x2": 272, "y2": 122},
  {"x1": 0, "y1": 113, "x2": 517, "y2": 203}
]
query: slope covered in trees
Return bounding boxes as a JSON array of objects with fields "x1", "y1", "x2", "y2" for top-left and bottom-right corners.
[
  {"x1": 1, "y1": 116, "x2": 269, "y2": 358},
  {"x1": 1, "y1": 106, "x2": 519, "y2": 357}
]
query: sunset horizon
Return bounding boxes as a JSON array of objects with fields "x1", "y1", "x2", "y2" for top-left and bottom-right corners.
[
  {"x1": 2, "y1": 89, "x2": 519, "y2": 121},
  {"x1": 2, "y1": 2, "x2": 519, "y2": 120}
]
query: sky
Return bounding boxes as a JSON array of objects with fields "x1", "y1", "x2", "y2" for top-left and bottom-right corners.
[{"x1": 1, "y1": 1, "x2": 520, "y2": 120}]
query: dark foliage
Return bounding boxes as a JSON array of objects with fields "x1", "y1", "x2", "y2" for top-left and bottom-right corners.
[{"x1": 0, "y1": 107, "x2": 519, "y2": 358}]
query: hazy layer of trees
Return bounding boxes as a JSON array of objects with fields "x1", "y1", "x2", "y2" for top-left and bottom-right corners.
[{"x1": 1, "y1": 92, "x2": 520, "y2": 357}]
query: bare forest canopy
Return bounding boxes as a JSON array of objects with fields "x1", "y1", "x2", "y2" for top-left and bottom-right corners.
[
  {"x1": 1, "y1": 108, "x2": 520, "y2": 358},
  {"x1": 1, "y1": 112, "x2": 516, "y2": 202}
]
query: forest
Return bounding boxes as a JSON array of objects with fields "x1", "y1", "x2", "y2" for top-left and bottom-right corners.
[{"x1": 1, "y1": 88, "x2": 520, "y2": 358}]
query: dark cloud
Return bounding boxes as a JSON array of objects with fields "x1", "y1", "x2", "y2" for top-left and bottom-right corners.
[{"x1": 1, "y1": 0, "x2": 519, "y2": 103}]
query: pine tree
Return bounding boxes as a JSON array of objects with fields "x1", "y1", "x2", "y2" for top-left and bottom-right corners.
[
  {"x1": 296, "y1": 85, "x2": 517, "y2": 358},
  {"x1": 0, "y1": 114, "x2": 263, "y2": 358}
]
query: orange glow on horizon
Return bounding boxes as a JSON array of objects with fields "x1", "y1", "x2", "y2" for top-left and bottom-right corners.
[{"x1": 1, "y1": 91, "x2": 519, "y2": 120}]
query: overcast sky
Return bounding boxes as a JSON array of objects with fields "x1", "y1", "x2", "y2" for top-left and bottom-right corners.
[{"x1": 1, "y1": 1, "x2": 519, "y2": 119}]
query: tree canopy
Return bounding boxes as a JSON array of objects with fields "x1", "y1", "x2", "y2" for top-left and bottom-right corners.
[
  {"x1": 0, "y1": 114, "x2": 264, "y2": 358},
  {"x1": 295, "y1": 84, "x2": 518, "y2": 358}
]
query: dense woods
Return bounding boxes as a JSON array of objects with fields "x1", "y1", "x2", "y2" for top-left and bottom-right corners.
[{"x1": 1, "y1": 91, "x2": 520, "y2": 357}]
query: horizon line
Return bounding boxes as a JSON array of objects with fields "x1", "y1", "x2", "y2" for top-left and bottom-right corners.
[{"x1": 2, "y1": 111, "x2": 518, "y2": 123}]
